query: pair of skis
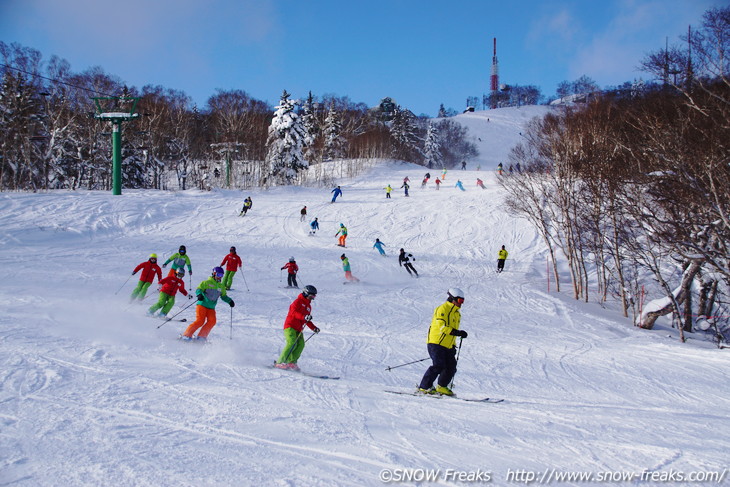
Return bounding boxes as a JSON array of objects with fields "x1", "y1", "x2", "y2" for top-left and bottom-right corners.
[
  {"x1": 384, "y1": 390, "x2": 504, "y2": 403},
  {"x1": 270, "y1": 363, "x2": 340, "y2": 380}
]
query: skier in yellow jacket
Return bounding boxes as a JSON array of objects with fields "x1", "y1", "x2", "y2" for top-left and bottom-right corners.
[
  {"x1": 497, "y1": 245, "x2": 508, "y2": 273},
  {"x1": 418, "y1": 288, "x2": 468, "y2": 396}
]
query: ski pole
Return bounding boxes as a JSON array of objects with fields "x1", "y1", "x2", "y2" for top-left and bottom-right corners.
[
  {"x1": 449, "y1": 337, "x2": 464, "y2": 389},
  {"x1": 115, "y1": 274, "x2": 133, "y2": 295},
  {"x1": 279, "y1": 268, "x2": 283, "y2": 283},
  {"x1": 230, "y1": 307, "x2": 233, "y2": 340},
  {"x1": 157, "y1": 300, "x2": 196, "y2": 329},
  {"x1": 240, "y1": 270, "x2": 250, "y2": 291},
  {"x1": 385, "y1": 357, "x2": 430, "y2": 371},
  {"x1": 282, "y1": 331, "x2": 316, "y2": 363}
]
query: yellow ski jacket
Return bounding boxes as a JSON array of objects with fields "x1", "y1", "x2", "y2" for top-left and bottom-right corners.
[{"x1": 426, "y1": 301, "x2": 461, "y2": 349}]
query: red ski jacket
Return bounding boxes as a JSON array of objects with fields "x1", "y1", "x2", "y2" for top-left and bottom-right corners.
[
  {"x1": 281, "y1": 262, "x2": 299, "y2": 275},
  {"x1": 221, "y1": 253, "x2": 242, "y2": 272},
  {"x1": 158, "y1": 275, "x2": 188, "y2": 297},
  {"x1": 133, "y1": 261, "x2": 162, "y2": 284},
  {"x1": 283, "y1": 293, "x2": 317, "y2": 333}
]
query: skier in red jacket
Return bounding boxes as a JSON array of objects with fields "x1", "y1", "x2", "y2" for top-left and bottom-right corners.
[
  {"x1": 130, "y1": 253, "x2": 162, "y2": 301},
  {"x1": 147, "y1": 268, "x2": 191, "y2": 317},
  {"x1": 275, "y1": 285, "x2": 320, "y2": 371},
  {"x1": 281, "y1": 257, "x2": 299, "y2": 288},
  {"x1": 220, "y1": 246, "x2": 242, "y2": 290}
]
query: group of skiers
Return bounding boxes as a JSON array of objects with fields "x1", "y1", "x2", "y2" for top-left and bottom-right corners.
[
  {"x1": 123, "y1": 179, "x2": 510, "y2": 391},
  {"x1": 129, "y1": 245, "x2": 245, "y2": 343},
  {"x1": 380, "y1": 171, "x2": 503, "y2": 196}
]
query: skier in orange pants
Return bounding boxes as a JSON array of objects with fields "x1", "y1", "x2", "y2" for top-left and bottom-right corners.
[
  {"x1": 336, "y1": 223, "x2": 348, "y2": 247},
  {"x1": 180, "y1": 266, "x2": 234, "y2": 342}
]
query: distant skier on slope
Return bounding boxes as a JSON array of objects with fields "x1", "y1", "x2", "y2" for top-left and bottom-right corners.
[
  {"x1": 418, "y1": 288, "x2": 468, "y2": 396},
  {"x1": 239, "y1": 196, "x2": 253, "y2": 216},
  {"x1": 281, "y1": 257, "x2": 299, "y2": 288},
  {"x1": 398, "y1": 248, "x2": 419, "y2": 277},
  {"x1": 476, "y1": 178, "x2": 486, "y2": 189},
  {"x1": 309, "y1": 217, "x2": 319, "y2": 235},
  {"x1": 300, "y1": 206, "x2": 307, "y2": 222},
  {"x1": 373, "y1": 238, "x2": 386, "y2": 256},
  {"x1": 455, "y1": 180, "x2": 465, "y2": 191},
  {"x1": 179, "y1": 267, "x2": 234, "y2": 342},
  {"x1": 335, "y1": 223, "x2": 348, "y2": 247},
  {"x1": 330, "y1": 186, "x2": 342, "y2": 203},
  {"x1": 130, "y1": 253, "x2": 162, "y2": 301},
  {"x1": 435, "y1": 178, "x2": 441, "y2": 190},
  {"x1": 220, "y1": 246, "x2": 242, "y2": 290},
  {"x1": 163, "y1": 245, "x2": 192, "y2": 278},
  {"x1": 147, "y1": 268, "x2": 191, "y2": 318},
  {"x1": 274, "y1": 285, "x2": 320, "y2": 371},
  {"x1": 400, "y1": 181, "x2": 410, "y2": 197},
  {"x1": 384, "y1": 184, "x2": 393, "y2": 199},
  {"x1": 497, "y1": 245, "x2": 509, "y2": 273},
  {"x1": 341, "y1": 254, "x2": 360, "y2": 282}
]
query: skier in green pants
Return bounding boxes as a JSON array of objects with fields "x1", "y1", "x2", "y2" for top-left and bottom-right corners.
[
  {"x1": 220, "y1": 246, "x2": 242, "y2": 290},
  {"x1": 130, "y1": 254, "x2": 162, "y2": 301},
  {"x1": 275, "y1": 285, "x2": 320, "y2": 371},
  {"x1": 147, "y1": 268, "x2": 191, "y2": 317}
]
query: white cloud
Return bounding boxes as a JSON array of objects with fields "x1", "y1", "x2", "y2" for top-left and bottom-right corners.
[{"x1": 568, "y1": 0, "x2": 720, "y2": 86}]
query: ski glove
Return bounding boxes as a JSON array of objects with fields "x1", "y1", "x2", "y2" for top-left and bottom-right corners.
[
  {"x1": 162, "y1": 263, "x2": 167, "y2": 268},
  {"x1": 305, "y1": 315, "x2": 312, "y2": 321},
  {"x1": 196, "y1": 294, "x2": 205, "y2": 302},
  {"x1": 228, "y1": 300, "x2": 235, "y2": 308},
  {"x1": 313, "y1": 327, "x2": 320, "y2": 334},
  {"x1": 451, "y1": 329, "x2": 468, "y2": 338}
]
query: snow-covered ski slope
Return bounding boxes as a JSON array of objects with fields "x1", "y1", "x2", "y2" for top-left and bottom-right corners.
[{"x1": 1, "y1": 107, "x2": 728, "y2": 486}]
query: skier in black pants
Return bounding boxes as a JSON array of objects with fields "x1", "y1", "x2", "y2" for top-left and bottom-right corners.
[{"x1": 398, "y1": 248, "x2": 419, "y2": 277}]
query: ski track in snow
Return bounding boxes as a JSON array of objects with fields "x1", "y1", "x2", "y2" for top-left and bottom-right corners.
[{"x1": 1, "y1": 107, "x2": 729, "y2": 486}]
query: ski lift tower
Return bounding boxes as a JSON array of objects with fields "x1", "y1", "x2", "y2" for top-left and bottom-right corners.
[{"x1": 93, "y1": 97, "x2": 140, "y2": 195}]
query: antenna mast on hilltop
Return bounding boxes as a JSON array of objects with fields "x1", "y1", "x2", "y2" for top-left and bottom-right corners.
[{"x1": 490, "y1": 37, "x2": 499, "y2": 109}]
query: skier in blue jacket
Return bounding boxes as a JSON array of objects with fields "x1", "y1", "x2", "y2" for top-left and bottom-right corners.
[
  {"x1": 331, "y1": 186, "x2": 343, "y2": 203},
  {"x1": 373, "y1": 238, "x2": 386, "y2": 256},
  {"x1": 309, "y1": 217, "x2": 319, "y2": 235}
]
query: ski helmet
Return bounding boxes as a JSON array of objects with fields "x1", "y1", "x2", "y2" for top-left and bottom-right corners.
[
  {"x1": 212, "y1": 266, "x2": 225, "y2": 279},
  {"x1": 149, "y1": 253, "x2": 158, "y2": 260},
  {"x1": 179, "y1": 245, "x2": 186, "y2": 254},
  {"x1": 340, "y1": 223, "x2": 344, "y2": 227},
  {"x1": 302, "y1": 285, "x2": 317, "y2": 297},
  {"x1": 176, "y1": 268, "x2": 186, "y2": 277},
  {"x1": 340, "y1": 254, "x2": 346, "y2": 260},
  {"x1": 447, "y1": 287, "x2": 465, "y2": 300},
  {"x1": 289, "y1": 256, "x2": 295, "y2": 262},
  {"x1": 230, "y1": 246, "x2": 236, "y2": 253}
]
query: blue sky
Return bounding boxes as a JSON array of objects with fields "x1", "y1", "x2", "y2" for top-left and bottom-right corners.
[{"x1": 0, "y1": 0, "x2": 722, "y2": 116}]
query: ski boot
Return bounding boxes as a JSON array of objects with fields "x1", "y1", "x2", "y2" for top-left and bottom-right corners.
[{"x1": 435, "y1": 385, "x2": 454, "y2": 396}]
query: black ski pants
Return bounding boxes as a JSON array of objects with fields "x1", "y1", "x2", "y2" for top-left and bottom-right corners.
[
  {"x1": 287, "y1": 274, "x2": 298, "y2": 288},
  {"x1": 419, "y1": 343, "x2": 457, "y2": 389},
  {"x1": 404, "y1": 263, "x2": 418, "y2": 277}
]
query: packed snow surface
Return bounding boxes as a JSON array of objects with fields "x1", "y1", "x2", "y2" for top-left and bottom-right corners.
[{"x1": 1, "y1": 107, "x2": 728, "y2": 486}]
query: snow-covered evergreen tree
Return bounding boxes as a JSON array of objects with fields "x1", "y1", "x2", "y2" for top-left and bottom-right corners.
[
  {"x1": 437, "y1": 104, "x2": 447, "y2": 118},
  {"x1": 301, "y1": 91, "x2": 319, "y2": 162},
  {"x1": 323, "y1": 102, "x2": 346, "y2": 160},
  {"x1": 389, "y1": 105, "x2": 422, "y2": 162},
  {"x1": 423, "y1": 121, "x2": 442, "y2": 169},
  {"x1": 265, "y1": 90, "x2": 308, "y2": 185}
]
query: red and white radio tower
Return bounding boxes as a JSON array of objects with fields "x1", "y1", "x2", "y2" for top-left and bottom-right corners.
[{"x1": 490, "y1": 37, "x2": 499, "y2": 109}]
